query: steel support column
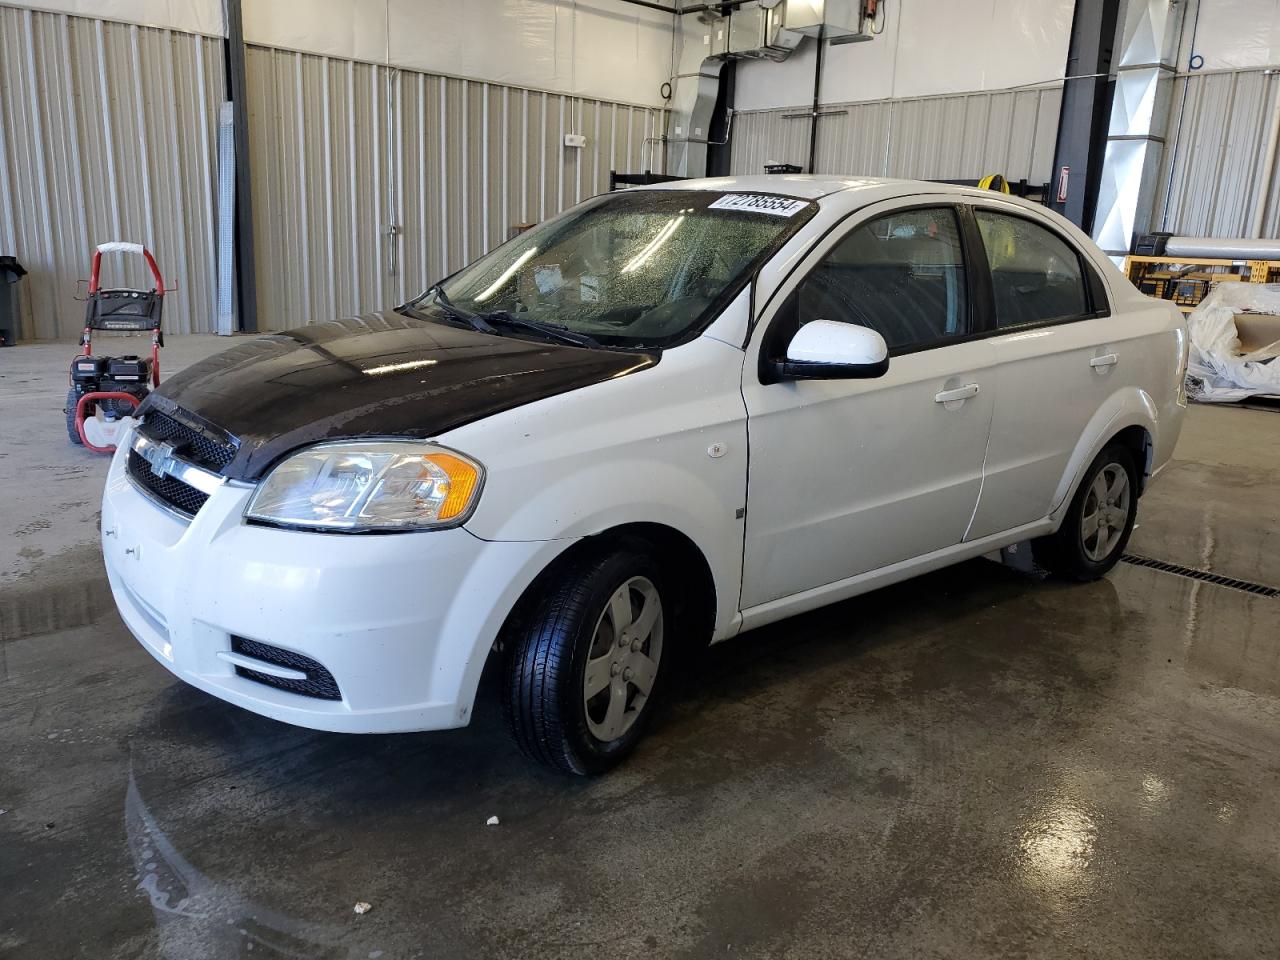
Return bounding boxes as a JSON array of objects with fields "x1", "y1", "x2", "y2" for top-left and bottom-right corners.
[
  {"x1": 222, "y1": 0, "x2": 258, "y2": 332},
  {"x1": 1050, "y1": 0, "x2": 1121, "y2": 231}
]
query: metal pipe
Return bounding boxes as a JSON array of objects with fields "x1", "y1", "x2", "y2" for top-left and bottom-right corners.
[
  {"x1": 807, "y1": 24, "x2": 825, "y2": 173},
  {"x1": 614, "y1": 0, "x2": 679, "y2": 13},
  {"x1": 1164, "y1": 236, "x2": 1280, "y2": 259},
  {"x1": 614, "y1": 0, "x2": 756, "y2": 13}
]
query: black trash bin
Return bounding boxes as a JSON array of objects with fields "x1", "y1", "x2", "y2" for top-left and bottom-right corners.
[{"x1": 0, "y1": 255, "x2": 26, "y2": 346}]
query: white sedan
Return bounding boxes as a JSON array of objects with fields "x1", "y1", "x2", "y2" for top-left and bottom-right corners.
[{"x1": 102, "y1": 176, "x2": 1187, "y2": 773}]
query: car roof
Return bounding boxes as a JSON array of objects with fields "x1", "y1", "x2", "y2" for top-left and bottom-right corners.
[{"x1": 639, "y1": 174, "x2": 938, "y2": 201}]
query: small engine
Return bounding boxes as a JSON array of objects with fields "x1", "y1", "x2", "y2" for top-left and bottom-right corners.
[
  {"x1": 106, "y1": 355, "x2": 152, "y2": 384},
  {"x1": 68, "y1": 353, "x2": 152, "y2": 418}
]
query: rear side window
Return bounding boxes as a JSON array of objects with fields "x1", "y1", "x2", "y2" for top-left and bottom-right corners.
[
  {"x1": 795, "y1": 207, "x2": 969, "y2": 352},
  {"x1": 975, "y1": 211, "x2": 1090, "y2": 327}
]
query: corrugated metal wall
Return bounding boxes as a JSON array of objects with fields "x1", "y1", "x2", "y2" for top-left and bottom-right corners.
[
  {"x1": 246, "y1": 45, "x2": 665, "y2": 329},
  {"x1": 731, "y1": 86, "x2": 1063, "y2": 185},
  {"x1": 0, "y1": 7, "x2": 663, "y2": 340},
  {"x1": 1154, "y1": 68, "x2": 1280, "y2": 237},
  {"x1": 0, "y1": 7, "x2": 223, "y2": 339}
]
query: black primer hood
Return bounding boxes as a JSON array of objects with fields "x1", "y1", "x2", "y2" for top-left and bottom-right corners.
[{"x1": 143, "y1": 311, "x2": 657, "y2": 481}]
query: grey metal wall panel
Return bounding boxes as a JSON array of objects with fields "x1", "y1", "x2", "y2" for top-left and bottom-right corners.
[
  {"x1": 245, "y1": 44, "x2": 665, "y2": 330},
  {"x1": 730, "y1": 108, "x2": 811, "y2": 175},
  {"x1": 732, "y1": 85, "x2": 1063, "y2": 185},
  {"x1": 0, "y1": 8, "x2": 223, "y2": 339},
  {"x1": 1155, "y1": 68, "x2": 1280, "y2": 238}
]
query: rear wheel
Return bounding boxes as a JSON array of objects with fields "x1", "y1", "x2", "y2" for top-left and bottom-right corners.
[
  {"x1": 1034, "y1": 444, "x2": 1138, "y2": 581},
  {"x1": 503, "y1": 543, "x2": 669, "y2": 775},
  {"x1": 65, "y1": 388, "x2": 84, "y2": 445}
]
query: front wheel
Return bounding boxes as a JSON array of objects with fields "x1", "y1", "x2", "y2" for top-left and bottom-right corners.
[
  {"x1": 1034, "y1": 443, "x2": 1138, "y2": 581},
  {"x1": 65, "y1": 388, "x2": 84, "y2": 445},
  {"x1": 503, "y1": 543, "x2": 669, "y2": 775}
]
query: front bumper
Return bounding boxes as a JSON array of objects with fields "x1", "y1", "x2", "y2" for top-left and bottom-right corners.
[{"x1": 102, "y1": 441, "x2": 570, "y2": 733}]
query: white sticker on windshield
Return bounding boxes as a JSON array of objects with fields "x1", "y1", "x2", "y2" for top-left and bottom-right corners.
[
  {"x1": 708, "y1": 194, "x2": 809, "y2": 217},
  {"x1": 534, "y1": 264, "x2": 563, "y2": 294}
]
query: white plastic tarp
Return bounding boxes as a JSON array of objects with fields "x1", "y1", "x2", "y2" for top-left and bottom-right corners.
[{"x1": 1186, "y1": 282, "x2": 1280, "y2": 402}]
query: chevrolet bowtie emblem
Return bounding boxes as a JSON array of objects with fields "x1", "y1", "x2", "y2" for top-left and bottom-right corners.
[{"x1": 141, "y1": 440, "x2": 178, "y2": 478}]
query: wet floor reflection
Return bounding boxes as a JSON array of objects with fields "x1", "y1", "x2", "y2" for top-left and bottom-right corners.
[{"x1": 125, "y1": 769, "x2": 378, "y2": 960}]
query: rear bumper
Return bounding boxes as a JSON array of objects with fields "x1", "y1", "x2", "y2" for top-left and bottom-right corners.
[{"x1": 102, "y1": 440, "x2": 571, "y2": 733}]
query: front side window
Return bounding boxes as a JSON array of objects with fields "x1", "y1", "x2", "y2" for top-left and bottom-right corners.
[
  {"x1": 794, "y1": 207, "x2": 969, "y2": 352},
  {"x1": 426, "y1": 191, "x2": 815, "y2": 348},
  {"x1": 975, "y1": 210, "x2": 1090, "y2": 327}
]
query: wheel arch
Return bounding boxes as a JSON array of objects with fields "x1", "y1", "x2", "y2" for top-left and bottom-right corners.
[
  {"x1": 495, "y1": 522, "x2": 719, "y2": 665},
  {"x1": 1049, "y1": 388, "x2": 1159, "y2": 524},
  {"x1": 1110, "y1": 423, "x2": 1154, "y2": 494}
]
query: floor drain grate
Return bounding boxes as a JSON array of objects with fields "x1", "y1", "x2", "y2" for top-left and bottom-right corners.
[{"x1": 1120, "y1": 554, "x2": 1280, "y2": 598}]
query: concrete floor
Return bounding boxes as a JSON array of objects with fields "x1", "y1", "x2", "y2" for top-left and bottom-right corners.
[{"x1": 2, "y1": 335, "x2": 1279, "y2": 959}]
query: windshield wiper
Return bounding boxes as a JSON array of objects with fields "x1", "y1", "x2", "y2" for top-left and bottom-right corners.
[
  {"x1": 474, "y1": 310, "x2": 601, "y2": 349},
  {"x1": 423, "y1": 283, "x2": 470, "y2": 323},
  {"x1": 419, "y1": 286, "x2": 601, "y2": 348}
]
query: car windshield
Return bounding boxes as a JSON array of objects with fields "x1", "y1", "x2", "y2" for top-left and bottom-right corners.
[{"x1": 421, "y1": 190, "x2": 816, "y2": 348}]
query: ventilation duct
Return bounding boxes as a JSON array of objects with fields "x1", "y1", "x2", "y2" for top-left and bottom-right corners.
[
  {"x1": 1092, "y1": 0, "x2": 1186, "y2": 257},
  {"x1": 663, "y1": 2, "x2": 805, "y2": 178}
]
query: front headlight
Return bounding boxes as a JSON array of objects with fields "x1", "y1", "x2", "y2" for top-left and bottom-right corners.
[{"x1": 245, "y1": 441, "x2": 483, "y2": 532}]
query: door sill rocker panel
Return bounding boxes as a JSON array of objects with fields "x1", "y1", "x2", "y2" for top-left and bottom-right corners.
[{"x1": 736, "y1": 517, "x2": 1055, "y2": 633}]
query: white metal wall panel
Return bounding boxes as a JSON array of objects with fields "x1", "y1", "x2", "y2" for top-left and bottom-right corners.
[
  {"x1": 731, "y1": 86, "x2": 1063, "y2": 185},
  {"x1": 1155, "y1": 68, "x2": 1280, "y2": 237},
  {"x1": 0, "y1": 7, "x2": 222, "y2": 339},
  {"x1": 243, "y1": 0, "x2": 675, "y2": 109},
  {"x1": 246, "y1": 44, "x2": 664, "y2": 330}
]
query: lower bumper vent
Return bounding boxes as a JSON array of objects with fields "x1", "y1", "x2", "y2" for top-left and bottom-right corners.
[{"x1": 230, "y1": 636, "x2": 342, "y2": 701}]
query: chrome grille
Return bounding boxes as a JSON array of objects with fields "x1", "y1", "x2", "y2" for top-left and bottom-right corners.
[
  {"x1": 139, "y1": 409, "x2": 236, "y2": 472},
  {"x1": 126, "y1": 449, "x2": 209, "y2": 517}
]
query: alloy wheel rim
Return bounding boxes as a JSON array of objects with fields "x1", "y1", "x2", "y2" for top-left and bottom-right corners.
[
  {"x1": 583, "y1": 575, "x2": 663, "y2": 743},
  {"x1": 1081, "y1": 463, "x2": 1130, "y2": 562}
]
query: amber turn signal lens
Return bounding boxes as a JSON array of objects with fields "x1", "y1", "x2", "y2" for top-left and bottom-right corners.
[{"x1": 424, "y1": 453, "x2": 480, "y2": 521}]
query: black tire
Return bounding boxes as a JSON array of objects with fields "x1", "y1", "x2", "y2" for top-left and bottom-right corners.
[
  {"x1": 65, "y1": 388, "x2": 84, "y2": 445},
  {"x1": 1034, "y1": 443, "x2": 1138, "y2": 581},
  {"x1": 503, "y1": 541, "x2": 671, "y2": 775}
]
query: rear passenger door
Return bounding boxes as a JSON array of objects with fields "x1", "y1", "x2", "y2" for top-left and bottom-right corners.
[
  {"x1": 963, "y1": 204, "x2": 1121, "y2": 540},
  {"x1": 740, "y1": 201, "x2": 997, "y2": 609}
]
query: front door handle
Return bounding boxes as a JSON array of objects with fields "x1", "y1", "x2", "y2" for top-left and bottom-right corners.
[
  {"x1": 934, "y1": 383, "x2": 980, "y2": 404},
  {"x1": 1090, "y1": 353, "x2": 1119, "y2": 369}
]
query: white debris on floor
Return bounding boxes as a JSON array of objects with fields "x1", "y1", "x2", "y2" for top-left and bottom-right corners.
[{"x1": 353, "y1": 902, "x2": 372, "y2": 915}]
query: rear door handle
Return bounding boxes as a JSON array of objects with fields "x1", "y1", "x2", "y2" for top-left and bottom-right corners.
[
  {"x1": 1090, "y1": 353, "x2": 1119, "y2": 369},
  {"x1": 934, "y1": 383, "x2": 980, "y2": 404}
]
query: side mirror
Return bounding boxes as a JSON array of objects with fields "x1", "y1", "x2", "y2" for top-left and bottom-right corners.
[{"x1": 775, "y1": 319, "x2": 889, "y2": 380}]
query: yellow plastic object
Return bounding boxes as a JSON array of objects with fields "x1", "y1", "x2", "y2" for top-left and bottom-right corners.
[
  {"x1": 978, "y1": 173, "x2": 1011, "y2": 194},
  {"x1": 425, "y1": 453, "x2": 481, "y2": 520}
]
